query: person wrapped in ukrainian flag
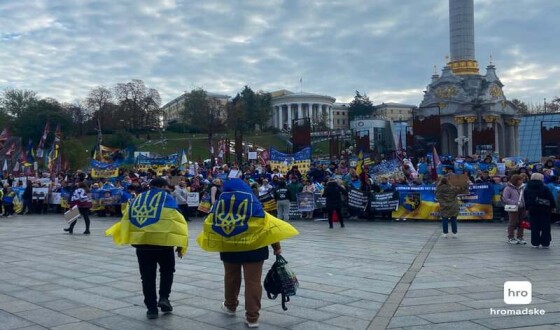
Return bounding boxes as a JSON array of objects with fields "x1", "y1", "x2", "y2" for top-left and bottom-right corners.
[
  {"x1": 105, "y1": 177, "x2": 187, "y2": 320},
  {"x1": 197, "y1": 178, "x2": 298, "y2": 328}
]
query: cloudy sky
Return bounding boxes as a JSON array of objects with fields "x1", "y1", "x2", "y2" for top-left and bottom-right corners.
[{"x1": 0, "y1": 0, "x2": 558, "y2": 107}]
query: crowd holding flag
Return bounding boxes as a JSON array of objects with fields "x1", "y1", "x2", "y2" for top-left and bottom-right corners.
[{"x1": 36, "y1": 121, "x2": 50, "y2": 158}]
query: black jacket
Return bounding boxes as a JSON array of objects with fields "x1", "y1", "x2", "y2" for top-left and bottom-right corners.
[
  {"x1": 323, "y1": 181, "x2": 344, "y2": 209},
  {"x1": 524, "y1": 180, "x2": 556, "y2": 222}
]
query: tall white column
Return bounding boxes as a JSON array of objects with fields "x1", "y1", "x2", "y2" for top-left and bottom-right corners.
[
  {"x1": 277, "y1": 106, "x2": 282, "y2": 130},
  {"x1": 494, "y1": 122, "x2": 499, "y2": 155},
  {"x1": 297, "y1": 103, "x2": 302, "y2": 121},
  {"x1": 467, "y1": 121, "x2": 473, "y2": 155},
  {"x1": 287, "y1": 104, "x2": 292, "y2": 129},
  {"x1": 457, "y1": 122, "x2": 464, "y2": 155}
]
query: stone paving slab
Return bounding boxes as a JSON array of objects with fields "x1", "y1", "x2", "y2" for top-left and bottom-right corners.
[{"x1": 0, "y1": 214, "x2": 559, "y2": 329}]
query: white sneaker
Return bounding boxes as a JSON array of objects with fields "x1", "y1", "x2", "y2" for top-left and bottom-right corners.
[
  {"x1": 452, "y1": 233, "x2": 458, "y2": 239},
  {"x1": 508, "y1": 238, "x2": 519, "y2": 244},
  {"x1": 517, "y1": 239, "x2": 527, "y2": 245},
  {"x1": 220, "y1": 302, "x2": 235, "y2": 316},
  {"x1": 245, "y1": 320, "x2": 259, "y2": 328},
  {"x1": 442, "y1": 233, "x2": 448, "y2": 238}
]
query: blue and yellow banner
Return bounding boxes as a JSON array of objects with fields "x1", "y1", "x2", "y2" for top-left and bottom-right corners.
[
  {"x1": 392, "y1": 184, "x2": 494, "y2": 220},
  {"x1": 197, "y1": 179, "x2": 298, "y2": 252},
  {"x1": 268, "y1": 147, "x2": 311, "y2": 174}
]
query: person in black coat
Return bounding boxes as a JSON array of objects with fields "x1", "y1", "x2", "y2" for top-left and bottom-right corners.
[
  {"x1": 523, "y1": 173, "x2": 556, "y2": 248},
  {"x1": 19, "y1": 181, "x2": 33, "y2": 215},
  {"x1": 323, "y1": 179, "x2": 345, "y2": 228}
]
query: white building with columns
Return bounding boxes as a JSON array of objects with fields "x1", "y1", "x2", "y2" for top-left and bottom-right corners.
[{"x1": 269, "y1": 90, "x2": 337, "y2": 130}]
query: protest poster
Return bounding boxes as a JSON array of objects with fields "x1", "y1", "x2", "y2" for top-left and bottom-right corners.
[
  {"x1": 32, "y1": 187, "x2": 48, "y2": 200},
  {"x1": 370, "y1": 191, "x2": 399, "y2": 211},
  {"x1": 289, "y1": 201, "x2": 302, "y2": 220},
  {"x1": 297, "y1": 192, "x2": 315, "y2": 212},
  {"x1": 314, "y1": 193, "x2": 326, "y2": 209},
  {"x1": 186, "y1": 192, "x2": 199, "y2": 207},
  {"x1": 49, "y1": 193, "x2": 62, "y2": 205},
  {"x1": 347, "y1": 188, "x2": 369, "y2": 211}
]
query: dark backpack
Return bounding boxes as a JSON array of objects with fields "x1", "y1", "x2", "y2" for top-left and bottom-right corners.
[{"x1": 263, "y1": 255, "x2": 298, "y2": 311}]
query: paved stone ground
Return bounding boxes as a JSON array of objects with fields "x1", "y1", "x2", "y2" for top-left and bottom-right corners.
[{"x1": 0, "y1": 214, "x2": 559, "y2": 330}]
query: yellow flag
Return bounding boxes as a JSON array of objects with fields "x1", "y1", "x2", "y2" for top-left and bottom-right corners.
[
  {"x1": 196, "y1": 179, "x2": 299, "y2": 252},
  {"x1": 105, "y1": 189, "x2": 188, "y2": 254}
]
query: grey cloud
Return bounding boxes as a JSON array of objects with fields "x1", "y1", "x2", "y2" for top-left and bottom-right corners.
[{"x1": 0, "y1": 0, "x2": 558, "y2": 107}]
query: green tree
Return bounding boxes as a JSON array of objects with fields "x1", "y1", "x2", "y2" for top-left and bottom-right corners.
[
  {"x1": 227, "y1": 86, "x2": 271, "y2": 133},
  {"x1": 348, "y1": 91, "x2": 374, "y2": 121},
  {"x1": 183, "y1": 88, "x2": 226, "y2": 158},
  {"x1": 114, "y1": 80, "x2": 161, "y2": 131},
  {"x1": 511, "y1": 98, "x2": 529, "y2": 115},
  {"x1": 0, "y1": 88, "x2": 38, "y2": 118},
  {"x1": 11, "y1": 98, "x2": 74, "y2": 153}
]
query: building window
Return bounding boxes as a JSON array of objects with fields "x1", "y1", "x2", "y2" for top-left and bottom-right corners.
[
  {"x1": 337, "y1": 119, "x2": 340, "y2": 124},
  {"x1": 343, "y1": 120, "x2": 346, "y2": 124}
]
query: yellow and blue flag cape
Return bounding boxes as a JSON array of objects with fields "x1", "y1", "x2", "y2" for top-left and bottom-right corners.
[
  {"x1": 197, "y1": 179, "x2": 299, "y2": 252},
  {"x1": 105, "y1": 188, "x2": 188, "y2": 254}
]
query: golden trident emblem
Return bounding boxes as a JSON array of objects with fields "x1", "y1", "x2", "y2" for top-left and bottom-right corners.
[
  {"x1": 214, "y1": 193, "x2": 249, "y2": 236},
  {"x1": 130, "y1": 191, "x2": 163, "y2": 226}
]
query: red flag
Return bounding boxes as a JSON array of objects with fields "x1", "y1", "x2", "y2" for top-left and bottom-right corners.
[
  {"x1": 36, "y1": 121, "x2": 50, "y2": 158},
  {"x1": 5, "y1": 142, "x2": 16, "y2": 156},
  {"x1": 0, "y1": 128, "x2": 9, "y2": 142}
]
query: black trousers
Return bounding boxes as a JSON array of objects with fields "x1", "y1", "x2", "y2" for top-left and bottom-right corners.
[
  {"x1": 327, "y1": 207, "x2": 344, "y2": 228},
  {"x1": 136, "y1": 247, "x2": 175, "y2": 311},
  {"x1": 178, "y1": 204, "x2": 189, "y2": 221},
  {"x1": 529, "y1": 212, "x2": 552, "y2": 247},
  {"x1": 2, "y1": 203, "x2": 14, "y2": 216},
  {"x1": 68, "y1": 207, "x2": 90, "y2": 232}
]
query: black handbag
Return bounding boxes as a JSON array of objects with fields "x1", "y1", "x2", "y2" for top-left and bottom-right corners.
[{"x1": 264, "y1": 255, "x2": 299, "y2": 311}]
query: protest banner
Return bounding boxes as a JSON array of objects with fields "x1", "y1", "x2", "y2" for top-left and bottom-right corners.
[
  {"x1": 91, "y1": 167, "x2": 119, "y2": 178},
  {"x1": 392, "y1": 184, "x2": 493, "y2": 220},
  {"x1": 370, "y1": 191, "x2": 399, "y2": 211},
  {"x1": 347, "y1": 188, "x2": 368, "y2": 211}
]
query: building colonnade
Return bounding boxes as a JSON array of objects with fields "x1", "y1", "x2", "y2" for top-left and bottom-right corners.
[{"x1": 272, "y1": 103, "x2": 334, "y2": 130}]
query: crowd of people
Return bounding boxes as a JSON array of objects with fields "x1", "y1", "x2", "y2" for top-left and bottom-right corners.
[{"x1": 1, "y1": 153, "x2": 560, "y2": 326}]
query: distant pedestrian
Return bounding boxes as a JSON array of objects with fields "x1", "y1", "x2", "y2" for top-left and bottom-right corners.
[
  {"x1": 273, "y1": 179, "x2": 291, "y2": 221},
  {"x1": 323, "y1": 178, "x2": 345, "y2": 229},
  {"x1": 2, "y1": 185, "x2": 16, "y2": 217},
  {"x1": 523, "y1": 173, "x2": 556, "y2": 248},
  {"x1": 435, "y1": 177, "x2": 467, "y2": 238},
  {"x1": 64, "y1": 182, "x2": 92, "y2": 234},
  {"x1": 502, "y1": 174, "x2": 526, "y2": 244}
]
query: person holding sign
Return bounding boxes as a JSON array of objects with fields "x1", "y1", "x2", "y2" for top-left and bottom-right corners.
[{"x1": 435, "y1": 177, "x2": 468, "y2": 238}]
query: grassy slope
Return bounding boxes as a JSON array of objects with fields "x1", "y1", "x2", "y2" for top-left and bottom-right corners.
[{"x1": 75, "y1": 131, "x2": 330, "y2": 163}]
